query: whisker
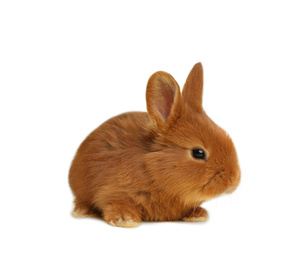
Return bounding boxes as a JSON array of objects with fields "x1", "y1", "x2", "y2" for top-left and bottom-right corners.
[{"x1": 191, "y1": 192, "x2": 202, "y2": 217}]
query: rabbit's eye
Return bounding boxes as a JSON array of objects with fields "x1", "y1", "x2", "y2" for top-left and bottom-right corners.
[{"x1": 192, "y1": 149, "x2": 206, "y2": 160}]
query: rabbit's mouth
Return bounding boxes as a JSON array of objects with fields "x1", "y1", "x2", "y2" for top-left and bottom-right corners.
[
  {"x1": 202, "y1": 171, "x2": 222, "y2": 190},
  {"x1": 202, "y1": 168, "x2": 240, "y2": 197},
  {"x1": 199, "y1": 172, "x2": 222, "y2": 200},
  {"x1": 201, "y1": 170, "x2": 236, "y2": 197}
]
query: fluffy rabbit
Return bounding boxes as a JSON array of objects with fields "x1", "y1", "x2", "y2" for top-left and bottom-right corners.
[{"x1": 69, "y1": 63, "x2": 241, "y2": 228}]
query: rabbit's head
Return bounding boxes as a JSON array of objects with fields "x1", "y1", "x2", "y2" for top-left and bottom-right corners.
[{"x1": 145, "y1": 63, "x2": 241, "y2": 204}]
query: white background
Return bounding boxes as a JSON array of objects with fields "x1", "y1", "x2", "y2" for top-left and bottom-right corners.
[{"x1": 1, "y1": 1, "x2": 306, "y2": 259}]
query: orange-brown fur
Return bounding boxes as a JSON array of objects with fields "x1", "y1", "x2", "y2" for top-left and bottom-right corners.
[{"x1": 69, "y1": 63, "x2": 241, "y2": 227}]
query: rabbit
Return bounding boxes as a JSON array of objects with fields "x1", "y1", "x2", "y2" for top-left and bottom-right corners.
[{"x1": 69, "y1": 62, "x2": 241, "y2": 228}]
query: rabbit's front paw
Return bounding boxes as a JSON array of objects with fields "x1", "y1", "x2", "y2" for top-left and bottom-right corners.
[
  {"x1": 182, "y1": 207, "x2": 209, "y2": 222},
  {"x1": 106, "y1": 216, "x2": 141, "y2": 228}
]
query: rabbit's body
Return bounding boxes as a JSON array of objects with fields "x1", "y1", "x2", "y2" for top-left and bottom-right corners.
[
  {"x1": 69, "y1": 112, "x2": 207, "y2": 226},
  {"x1": 69, "y1": 63, "x2": 240, "y2": 227}
]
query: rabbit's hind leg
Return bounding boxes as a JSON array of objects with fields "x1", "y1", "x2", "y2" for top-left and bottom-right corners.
[
  {"x1": 71, "y1": 199, "x2": 96, "y2": 218},
  {"x1": 94, "y1": 193, "x2": 141, "y2": 228}
]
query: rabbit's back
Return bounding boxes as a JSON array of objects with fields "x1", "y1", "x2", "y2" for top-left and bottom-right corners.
[{"x1": 69, "y1": 112, "x2": 155, "y2": 210}]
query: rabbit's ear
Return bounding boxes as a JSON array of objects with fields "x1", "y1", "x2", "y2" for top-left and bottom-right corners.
[
  {"x1": 146, "y1": 71, "x2": 181, "y2": 128},
  {"x1": 182, "y1": 62, "x2": 204, "y2": 112}
]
